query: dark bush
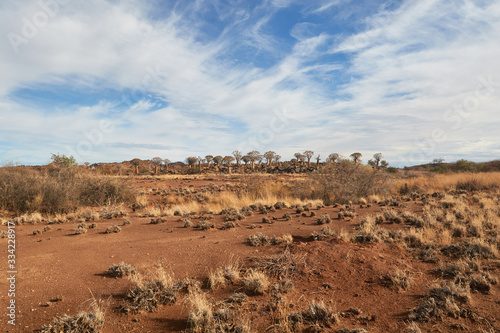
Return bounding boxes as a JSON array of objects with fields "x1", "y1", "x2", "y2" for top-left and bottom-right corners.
[{"x1": 455, "y1": 179, "x2": 480, "y2": 192}]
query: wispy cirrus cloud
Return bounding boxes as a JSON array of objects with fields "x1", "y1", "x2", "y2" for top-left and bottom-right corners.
[{"x1": 0, "y1": 0, "x2": 498, "y2": 166}]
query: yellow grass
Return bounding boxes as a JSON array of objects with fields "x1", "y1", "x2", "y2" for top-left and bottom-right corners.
[
  {"x1": 393, "y1": 172, "x2": 500, "y2": 193},
  {"x1": 161, "y1": 181, "x2": 323, "y2": 215}
]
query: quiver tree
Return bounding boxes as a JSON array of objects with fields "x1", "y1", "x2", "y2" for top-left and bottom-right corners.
[
  {"x1": 151, "y1": 157, "x2": 163, "y2": 174},
  {"x1": 373, "y1": 153, "x2": 382, "y2": 167},
  {"x1": 223, "y1": 156, "x2": 235, "y2": 174},
  {"x1": 326, "y1": 153, "x2": 339, "y2": 163},
  {"x1": 242, "y1": 155, "x2": 251, "y2": 166},
  {"x1": 274, "y1": 155, "x2": 281, "y2": 166},
  {"x1": 350, "y1": 152, "x2": 362, "y2": 165},
  {"x1": 163, "y1": 158, "x2": 171, "y2": 172},
  {"x1": 197, "y1": 156, "x2": 203, "y2": 171},
  {"x1": 316, "y1": 155, "x2": 321, "y2": 167},
  {"x1": 205, "y1": 155, "x2": 214, "y2": 168},
  {"x1": 185, "y1": 156, "x2": 198, "y2": 168},
  {"x1": 130, "y1": 158, "x2": 141, "y2": 174},
  {"x1": 247, "y1": 151, "x2": 260, "y2": 170},
  {"x1": 232, "y1": 150, "x2": 243, "y2": 167},
  {"x1": 256, "y1": 154, "x2": 263, "y2": 167},
  {"x1": 304, "y1": 150, "x2": 314, "y2": 168},
  {"x1": 213, "y1": 155, "x2": 223, "y2": 167},
  {"x1": 223, "y1": 156, "x2": 235, "y2": 166},
  {"x1": 263, "y1": 151, "x2": 276, "y2": 166},
  {"x1": 294, "y1": 153, "x2": 305, "y2": 165}
]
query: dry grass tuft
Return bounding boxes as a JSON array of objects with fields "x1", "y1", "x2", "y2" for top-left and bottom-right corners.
[
  {"x1": 289, "y1": 300, "x2": 338, "y2": 330},
  {"x1": 40, "y1": 299, "x2": 105, "y2": 333},
  {"x1": 243, "y1": 269, "x2": 270, "y2": 295},
  {"x1": 440, "y1": 240, "x2": 497, "y2": 259},
  {"x1": 207, "y1": 258, "x2": 241, "y2": 290},
  {"x1": 409, "y1": 282, "x2": 471, "y2": 322},
  {"x1": 186, "y1": 292, "x2": 251, "y2": 333},
  {"x1": 379, "y1": 270, "x2": 411, "y2": 291},
  {"x1": 120, "y1": 267, "x2": 178, "y2": 314},
  {"x1": 404, "y1": 322, "x2": 422, "y2": 333}
]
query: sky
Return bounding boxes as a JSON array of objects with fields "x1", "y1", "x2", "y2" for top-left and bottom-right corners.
[{"x1": 0, "y1": 0, "x2": 499, "y2": 167}]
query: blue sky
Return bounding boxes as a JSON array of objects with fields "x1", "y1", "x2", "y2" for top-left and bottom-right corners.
[{"x1": 0, "y1": 0, "x2": 499, "y2": 166}]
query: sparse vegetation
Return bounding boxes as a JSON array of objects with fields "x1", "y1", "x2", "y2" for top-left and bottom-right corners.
[
  {"x1": 8, "y1": 157, "x2": 500, "y2": 333},
  {"x1": 0, "y1": 166, "x2": 137, "y2": 215},
  {"x1": 104, "y1": 225, "x2": 121, "y2": 234},
  {"x1": 243, "y1": 269, "x2": 270, "y2": 295},
  {"x1": 40, "y1": 300, "x2": 104, "y2": 333},
  {"x1": 108, "y1": 262, "x2": 138, "y2": 278},
  {"x1": 409, "y1": 282, "x2": 471, "y2": 322},
  {"x1": 120, "y1": 268, "x2": 178, "y2": 314},
  {"x1": 248, "y1": 233, "x2": 269, "y2": 246},
  {"x1": 380, "y1": 270, "x2": 411, "y2": 291}
]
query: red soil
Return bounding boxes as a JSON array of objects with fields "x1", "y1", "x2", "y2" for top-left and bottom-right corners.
[{"x1": 0, "y1": 177, "x2": 498, "y2": 332}]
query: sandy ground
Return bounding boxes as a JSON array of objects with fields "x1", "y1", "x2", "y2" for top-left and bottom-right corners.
[{"x1": 0, "y1": 177, "x2": 498, "y2": 332}]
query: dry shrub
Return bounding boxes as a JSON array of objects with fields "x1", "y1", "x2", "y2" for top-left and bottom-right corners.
[
  {"x1": 0, "y1": 166, "x2": 137, "y2": 215},
  {"x1": 248, "y1": 233, "x2": 269, "y2": 246},
  {"x1": 311, "y1": 226, "x2": 339, "y2": 241},
  {"x1": 435, "y1": 260, "x2": 497, "y2": 293},
  {"x1": 287, "y1": 300, "x2": 338, "y2": 331},
  {"x1": 186, "y1": 292, "x2": 251, "y2": 333},
  {"x1": 270, "y1": 234, "x2": 293, "y2": 245},
  {"x1": 440, "y1": 240, "x2": 496, "y2": 259},
  {"x1": 380, "y1": 270, "x2": 411, "y2": 291},
  {"x1": 208, "y1": 259, "x2": 241, "y2": 290},
  {"x1": 409, "y1": 282, "x2": 471, "y2": 322},
  {"x1": 316, "y1": 214, "x2": 332, "y2": 225},
  {"x1": 289, "y1": 161, "x2": 391, "y2": 204},
  {"x1": 256, "y1": 248, "x2": 305, "y2": 279},
  {"x1": 40, "y1": 300, "x2": 105, "y2": 333},
  {"x1": 74, "y1": 227, "x2": 88, "y2": 235},
  {"x1": 224, "y1": 292, "x2": 248, "y2": 304},
  {"x1": 120, "y1": 268, "x2": 178, "y2": 314},
  {"x1": 351, "y1": 217, "x2": 390, "y2": 243},
  {"x1": 104, "y1": 225, "x2": 121, "y2": 234},
  {"x1": 108, "y1": 262, "x2": 138, "y2": 278}
]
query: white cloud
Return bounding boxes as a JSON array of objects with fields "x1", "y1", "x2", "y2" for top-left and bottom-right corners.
[{"x1": 0, "y1": 0, "x2": 499, "y2": 166}]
